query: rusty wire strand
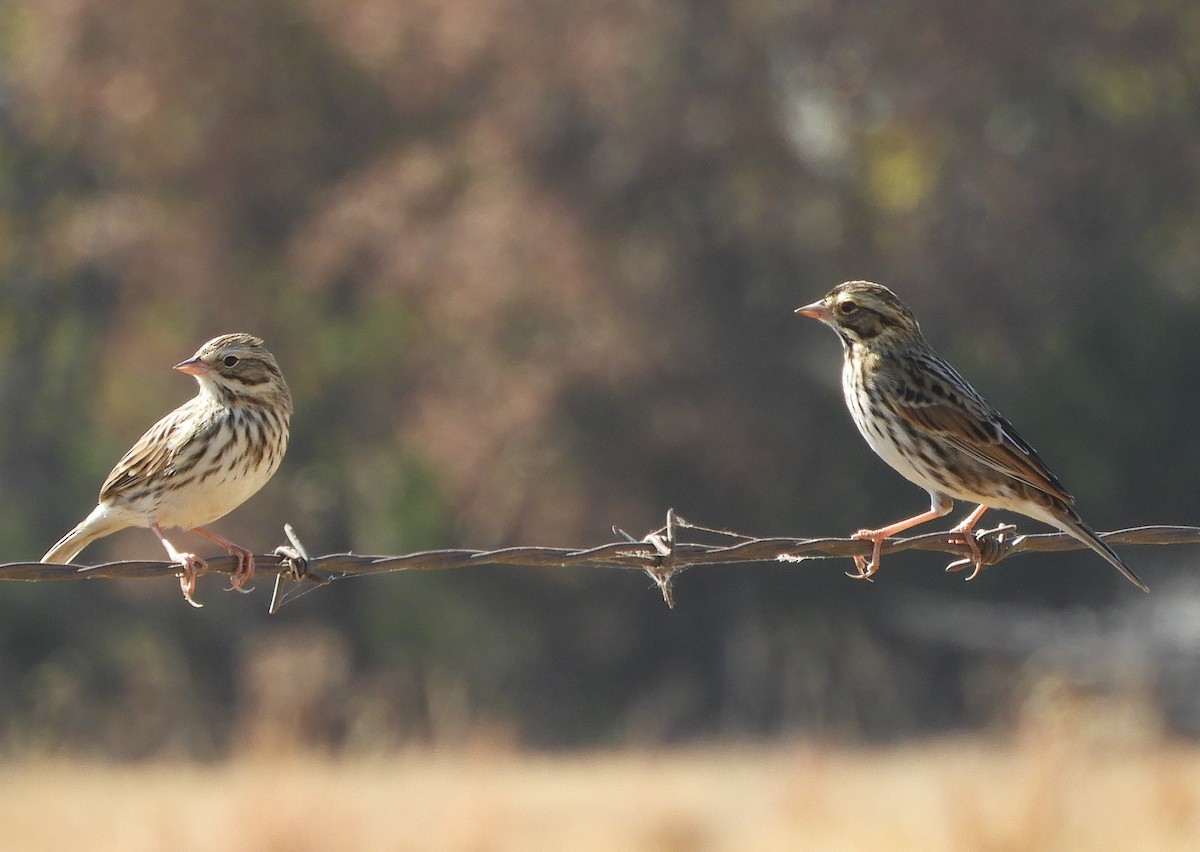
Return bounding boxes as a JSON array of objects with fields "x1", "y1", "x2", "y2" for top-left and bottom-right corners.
[{"x1": 13, "y1": 513, "x2": 1200, "y2": 610}]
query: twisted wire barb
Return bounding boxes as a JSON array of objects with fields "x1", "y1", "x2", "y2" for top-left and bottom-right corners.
[{"x1": 14, "y1": 514, "x2": 1200, "y2": 610}]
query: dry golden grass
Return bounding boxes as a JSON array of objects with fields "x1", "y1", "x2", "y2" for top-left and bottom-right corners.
[{"x1": 3, "y1": 727, "x2": 1200, "y2": 852}]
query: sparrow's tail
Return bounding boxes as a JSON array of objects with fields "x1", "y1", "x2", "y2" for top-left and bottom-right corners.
[
  {"x1": 41, "y1": 506, "x2": 131, "y2": 564},
  {"x1": 1049, "y1": 508, "x2": 1149, "y2": 593}
]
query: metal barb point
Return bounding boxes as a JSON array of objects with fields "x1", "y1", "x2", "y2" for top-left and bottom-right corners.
[
  {"x1": 270, "y1": 523, "x2": 311, "y2": 615},
  {"x1": 612, "y1": 525, "x2": 639, "y2": 544},
  {"x1": 650, "y1": 568, "x2": 676, "y2": 608},
  {"x1": 640, "y1": 509, "x2": 680, "y2": 608}
]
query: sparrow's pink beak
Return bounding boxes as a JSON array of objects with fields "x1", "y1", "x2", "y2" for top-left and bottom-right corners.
[
  {"x1": 794, "y1": 301, "x2": 829, "y2": 321},
  {"x1": 173, "y1": 357, "x2": 212, "y2": 376}
]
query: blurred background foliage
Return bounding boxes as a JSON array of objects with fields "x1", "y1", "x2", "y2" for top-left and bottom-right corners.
[{"x1": 0, "y1": 0, "x2": 1197, "y2": 757}]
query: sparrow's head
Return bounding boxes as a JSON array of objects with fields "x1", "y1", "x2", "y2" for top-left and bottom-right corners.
[
  {"x1": 795, "y1": 281, "x2": 922, "y2": 347},
  {"x1": 175, "y1": 333, "x2": 292, "y2": 412}
]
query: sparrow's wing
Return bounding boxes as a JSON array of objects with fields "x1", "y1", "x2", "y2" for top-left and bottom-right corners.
[
  {"x1": 886, "y1": 351, "x2": 1075, "y2": 505},
  {"x1": 98, "y1": 399, "x2": 212, "y2": 503}
]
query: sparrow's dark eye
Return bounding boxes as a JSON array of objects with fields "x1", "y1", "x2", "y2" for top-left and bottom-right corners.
[
  {"x1": 222, "y1": 355, "x2": 239, "y2": 367},
  {"x1": 839, "y1": 300, "x2": 859, "y2": 315}
]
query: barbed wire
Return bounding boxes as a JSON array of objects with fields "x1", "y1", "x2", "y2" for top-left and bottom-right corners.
[{"x1": 16, "y1": 512, "x2": 1200, "y2": 612}]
